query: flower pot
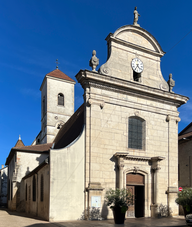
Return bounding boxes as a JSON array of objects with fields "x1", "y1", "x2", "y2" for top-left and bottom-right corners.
[{"x1": 112, "y1": 207, "x2": 126, "y2": 224}]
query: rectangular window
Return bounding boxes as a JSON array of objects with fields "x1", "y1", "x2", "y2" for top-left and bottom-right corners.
[{"x1": 128, "y1": 117, "x2": 144, "y2": 150}]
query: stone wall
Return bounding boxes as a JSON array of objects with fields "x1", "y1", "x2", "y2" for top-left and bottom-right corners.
[
  {"x1": 40, "y1": 76, "x2": 75, "y2": 144},
  {"x1": 24, "y1": 164, "x2": 49, "y2": 220},
  {"x1": 7, "y1": 151, "x2": 48, "y2": 210},
  {"x1": 49, "y1": 128, "x2": 85, "y2": 221},
  {"x1": 84, "y1": 84, "x2": 180, "y2": 217}
]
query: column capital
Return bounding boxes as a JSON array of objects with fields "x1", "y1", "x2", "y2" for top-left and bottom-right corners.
[
  {"x1": 118, "y1": 157, "x2": 125, "y2": 170},
  {"x1": 151, "y1": 156, "x2": 165, "y2": 171},
  {"x1": 87, "y1": 98, "x2": 105, "y2": 109},
  {"x1": 166, "y1": 115, "x2": 180, "y2": 123}
]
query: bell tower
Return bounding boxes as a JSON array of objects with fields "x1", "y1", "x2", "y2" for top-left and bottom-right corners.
[{"x1": 39, "y1": 67, "x2": 75, "y2": 144}]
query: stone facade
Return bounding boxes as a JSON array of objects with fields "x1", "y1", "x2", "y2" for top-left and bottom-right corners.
[
  {"x1": 76, "y1": 24, "x2": 188, "y2": 218},
  {"x1": 22, "y1": 162, "x2": 50, "y2": 220},
  {"x1": 178, "y1": 123, "x2": 192, "y2": 188}
]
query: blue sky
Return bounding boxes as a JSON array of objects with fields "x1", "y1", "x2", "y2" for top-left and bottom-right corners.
[{"x1": 1, "y1": 0, "x2": 192, "y2": 166}]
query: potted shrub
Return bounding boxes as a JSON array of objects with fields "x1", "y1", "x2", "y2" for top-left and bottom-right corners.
[
  {"x1": 175, "y1": 188, "x2": 192, "y2": 217},
  {"x1": 105, "y1": 188, "x2": 133, "y2": 224}
]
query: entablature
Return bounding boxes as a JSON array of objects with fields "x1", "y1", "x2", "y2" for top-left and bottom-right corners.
[{"x1": 76, "y1": 70, "x2": 189, "y2": 108}]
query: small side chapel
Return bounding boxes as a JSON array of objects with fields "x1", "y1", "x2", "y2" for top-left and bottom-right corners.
[{"x1": 6, "y1": 8, "x2": 189, "y2": 221}]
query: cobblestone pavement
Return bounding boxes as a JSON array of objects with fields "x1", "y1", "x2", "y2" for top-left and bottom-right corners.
[{"x1": 0, "y1": 208, "x2": 187, "y2": 227}]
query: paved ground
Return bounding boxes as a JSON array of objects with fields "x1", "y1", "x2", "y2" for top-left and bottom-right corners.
[{"x1": 0, "y1": 208, "x2": 188, "y2": 227}]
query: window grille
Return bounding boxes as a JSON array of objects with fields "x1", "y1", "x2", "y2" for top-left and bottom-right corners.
[
  {"x1": 40, "y1": 175, "x2": 44, "y2": 202},
  {"x1": 128, "y1": 117, "x2": 144, "y2": 149},
  {"x1": 58, "y1": 93, "x2": 64, "y2": 106},
  {"x1": 33, "y1": 175, "x2": 36, "y2": 201}
]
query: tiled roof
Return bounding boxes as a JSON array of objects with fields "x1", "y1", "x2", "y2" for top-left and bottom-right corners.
[
  {"x1": 6, "y1": 143, "x2": 52, "y2": 165},
  {"x1": 179, "y1": 122, "x2": 192, "y2": 136},
  {"x1": 46, "y1": 69, "x2": 75, "y2": 82},
  {"x1": 53, "y1": 104, "x2": 84, "y2": 149},
  {"x1": 15, "y1": 139, "x2": 25, "y2": 147},
  {"x1": 12, "y1": 143, "x2": 52, "y2": 152}
]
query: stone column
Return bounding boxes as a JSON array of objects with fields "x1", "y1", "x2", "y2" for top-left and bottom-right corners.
[
  {"x1": 150, "y1": 157, "x2": 164, "y2": 217},
  {"x1": 166, "y1": 115, "x2": 180, "y2": 216},
  {"x1": 118, "y1": 157, "x2": 124, "y2": 189}
]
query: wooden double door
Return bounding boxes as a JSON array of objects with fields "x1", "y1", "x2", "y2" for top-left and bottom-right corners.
[{"x1": 127, "y1": 173, "x2": 145, "y2": 218}]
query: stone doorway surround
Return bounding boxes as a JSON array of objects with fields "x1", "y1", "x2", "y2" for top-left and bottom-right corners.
[{"x1": 114, "y1": 152, "x2": 165, "y2": 218}]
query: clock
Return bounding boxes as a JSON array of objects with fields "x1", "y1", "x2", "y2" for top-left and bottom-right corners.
[{"x1": 131, "y1": 58, "x2": 144, "y2": 73}]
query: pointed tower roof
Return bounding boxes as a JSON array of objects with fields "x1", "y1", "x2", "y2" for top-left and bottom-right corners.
[
  {"x1": 40, "y1": 68, "x2": 75, "y2": 91},
  {"x1": 15, "y1": 135, "x2": 25, "y2": 147},
  {"x1": 46, "y1": 69, "x2": 75, "y2": 82}
]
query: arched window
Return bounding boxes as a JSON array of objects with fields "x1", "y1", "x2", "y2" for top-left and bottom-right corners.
[
  {"x1": 58, "y1": 93, "x2": 64, "y2": 106},
  {"x1": 26, "y1": 184, "x2": 27, "y2": 201},
  {"x1": 40, "y1": 175, "x2": 44, "y2": 202},
  {"x1": 32, "y1": 175, "x2": 36, "y2": 201},
  {"x1": 43, "y1": 96, "x2": 45, "y2": 116},
  {"x1": 128, "y1": 116, "x2": 145, "y2": 150}
]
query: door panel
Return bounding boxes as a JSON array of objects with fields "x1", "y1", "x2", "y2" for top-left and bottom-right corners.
[
  {"x1": 127, "y1": 185, "x2": 135, "y2": 217},
  {"x1": 126, "y1": 173, "x2": 145, "y2": 218}
]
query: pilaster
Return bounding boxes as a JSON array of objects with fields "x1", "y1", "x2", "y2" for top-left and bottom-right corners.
[{"x1": 166, "y1": 115, "x2": 180, "y2": 216}]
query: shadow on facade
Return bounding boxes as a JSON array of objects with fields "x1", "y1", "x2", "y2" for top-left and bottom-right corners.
[
  {"x1": 0, "y1": 171, "x2": 8, "y2": 206},
  {"x1": 25, "y1": 167, "x2": 30, "y2": 176},
  {"x1": 36, "y1": 155, "x2": 48, "y2": 165},
  {"x1": 110, "y1": 155, "x2": 119, "y2": 188},
  {"x1": 2, "y1": 208, "x2": 45, "y2": 222},
  {"x1": 25, "y1": 225, "x2": 58, "y2": 227}
]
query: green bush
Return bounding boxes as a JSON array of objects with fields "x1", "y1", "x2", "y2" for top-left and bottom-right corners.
[
  {"x1": 105, "y1": 188, "x2": 133, "y2": 213},
  {"x1": 175, "y1": 188, "x2": 192, "y2": 212}
]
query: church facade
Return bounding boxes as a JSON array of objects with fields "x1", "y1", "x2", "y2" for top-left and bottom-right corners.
[
  {"x1": 6, "y1": 11, "x2": 188, "y2": 221},
  {"x1": 75, "y1": 23, "x2": 188, "y2": 218}
]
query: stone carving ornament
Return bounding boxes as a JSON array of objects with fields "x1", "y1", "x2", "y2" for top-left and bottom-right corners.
[
  {"x1": 133, "y1": 166, "x2": 139, "y2": 174},
  {"x1": 133, "y1": 6, "x2": 140, "y2": 27},
  {"x1": 98, "y1": 65, "x2": 111, "y2": 75},
  {"x1": 89, "y1": 50, "x2": 99, "y2": 72},
  {"x1": 167, "y1": 73, "x2": 175, "y2": 92}
]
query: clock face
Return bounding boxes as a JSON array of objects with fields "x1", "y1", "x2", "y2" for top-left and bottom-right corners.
[{"x1": 131, "y1": 58, "x2": 144, "y2": 73}]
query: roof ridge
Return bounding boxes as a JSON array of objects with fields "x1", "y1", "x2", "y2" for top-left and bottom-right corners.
[{"x1": 13, "y1": 143, "x2": 52, "y2": 149}]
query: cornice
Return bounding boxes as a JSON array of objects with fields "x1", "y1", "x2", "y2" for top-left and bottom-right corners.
[
  {"x1": 105, "y1": 25, "x2": 165, "y2": 57},
  {"x1": 114, "y1": 152, "x2": 165, "y2": 162},
  {"x1": 110, "y1": 37, "x2": 163, "y2": 58},
  {"x1": 75, "y1": 70, "x2": 189, "y2": 107}
]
